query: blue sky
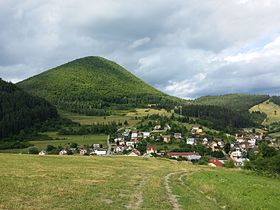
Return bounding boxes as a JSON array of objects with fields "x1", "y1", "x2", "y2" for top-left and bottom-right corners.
[{"x1": 1, "y1": 0, "x2": 280, "y2": 98}]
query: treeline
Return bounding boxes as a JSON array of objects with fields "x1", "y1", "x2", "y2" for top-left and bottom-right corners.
[
  {"x1": 244, "y1": 142, "x2": 280, "y2": 175},
  {"x1": 175, "y1": 104, "x2": 263, "y2": 133},
  {"x1": 58, "y1": 122, "x2": 118, "y2": 135},
  {"x1": 53, "y1": 94, "x2": 181, "y2": 116},
  {"x1": 194, "y1": 94, "x2": 269, "y2": 112},
  {"x1": 270, "y1": 96, "x2": 280, "y2": 106},
  {"x1": 0, "y1": 79, "x2": 58, "y2": 139}
]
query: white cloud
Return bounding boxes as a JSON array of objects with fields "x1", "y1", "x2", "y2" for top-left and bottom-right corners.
[
  {"x1": 1, "y1": 0, "x2": 280, "y2": 98},
  {"x1": 130, "y1": 37, "x2": 151, "y2": 49}
]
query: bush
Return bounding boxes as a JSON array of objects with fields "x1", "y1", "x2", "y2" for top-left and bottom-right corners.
[
  {"x1": 29, "y1": 147, "x2": 39, "y2": 154},
  {"x1": 224, "y1": 160, "x2": 235, "y2": 168}
]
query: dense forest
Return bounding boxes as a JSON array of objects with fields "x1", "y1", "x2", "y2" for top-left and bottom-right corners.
[
  {"x1": 0, "y1": 79, "x2": 58, "y2": 140},
  {"x1": 270, "y1": 96, "x2": 280, "y2": 106},
  {"x1": 18, "y1": 56, "x2": 185, "y2": 115},
  {"x1": 244, "y1": 142, "x2": 280, "y2": 175},
  {"x1": 194, "y1": 94, "x2": 269, "y2": 112},
  {"x1": 175, "y1": 104, "x2": 265, "y2": 133}
]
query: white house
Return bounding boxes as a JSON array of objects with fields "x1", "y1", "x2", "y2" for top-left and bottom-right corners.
[
  {"x1": 167, "y1": 152, "x2": 201, "y2": 160},
  {"x1": 59, "y1": 149, "x2": 67, "y2": 155},
  {"x1": 39, "y1": 150, "x2": 47, "y2": 156},
  {"x1": 126, "y1": 141, "x2": 135, "y2": 147},
  {"x1": 142, "y1": 132, "x2": 150, "y2": 139},
  {"x1": 80, "y1": 149, "x2": 87, "y2": 155},
  {"x1": 93, "y1": 150, "x2": 107, "y2": 156},
  {"x1": 230, "y1": 148, "x2": 248, "y2": 167},
  {"x1": 248, "y1": 139, "x2": 256, "y2": 146},
  {"x1": 131, "y1": 131, "x2": 138, "y2": 139},
  {"x1": 186, "y1": 138, "x2": 195, "y2": 145},
  {"x1": 174, "y1": 133, "x2": 182, "y2": 139},
  {"x1": 154, "y1": 125, "x2": 161, "y2": 130}
]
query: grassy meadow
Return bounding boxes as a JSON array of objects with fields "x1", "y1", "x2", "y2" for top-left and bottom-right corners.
[
  {"x1": 60, "y1": 108, "x2": 171, "y2": 127},
  {"x1": 0, "y1": 133, "x2": 107, "y2": 154},
  {"x1": 0, "y1": 154, "x2": 280, "y2": 210},
  {"x1": 250, "y1": 100, "x2": 280, "y2": 125}
]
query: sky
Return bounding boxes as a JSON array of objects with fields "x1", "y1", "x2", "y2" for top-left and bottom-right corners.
[{"x1": 1, "y1": 0, "x2": 280, "y2": 99}]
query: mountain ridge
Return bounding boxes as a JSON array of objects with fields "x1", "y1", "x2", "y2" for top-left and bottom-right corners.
[{"x1": 18, "y1": 56, "x2": 184, "y2": 115}]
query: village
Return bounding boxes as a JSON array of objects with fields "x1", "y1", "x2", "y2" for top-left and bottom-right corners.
[{"x1": 38, "y1": 120, "x2": 279, "y2": 168}]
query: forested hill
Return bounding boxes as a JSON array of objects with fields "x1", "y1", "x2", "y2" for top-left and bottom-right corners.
[
  {"x1": 0, "y1": 79, "x2": 58, "y2": 139},
  {"x1": 194, "y1": 94, "x2": 270, "y2": 112},
  {"x1": 18, "y1": 56, "x2": 184, "y2": 115}
]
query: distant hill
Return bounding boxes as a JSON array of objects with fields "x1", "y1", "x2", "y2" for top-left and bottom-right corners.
[
  {"x1": 0, "y1": 79, "x2": 58, "y2": 139},
  {"x1": 18, "y1": 56, "x2": 184, "y2": 115},
  {"x1": 194, "y1": 94, "x2": 270, "y2": 112}
]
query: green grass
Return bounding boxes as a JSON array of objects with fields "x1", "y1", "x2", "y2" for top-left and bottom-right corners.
[
  {"x1": 126, "y1": 108, "x2": 172, "y2": 117},
  {"x1": 195, "y1": 94, "x2": 269, "y2": 112},
  {"x1": 250, "y1": 100, "x2": 280, "y2": 125},
  {"x1": 171, "y1": 169, "x2": 280, "y2": 210},
  {"x1": 0, "y1": 154, "x2": 279, "y2": 210},
  {"x1": 0, "y1": 133, "x2": 107, "y2": 153},
  {"x1": 60, "y1": 110, "x2": 140, "y2": 126},
  {"x1": 0, "y1": 154, "x2": 195, "y2": 210}
]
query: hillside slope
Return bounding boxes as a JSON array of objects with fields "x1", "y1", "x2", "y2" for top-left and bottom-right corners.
[
  {"x1": 0, "y1": 154, "x2": 279, "y2": 210},
  {"x1": 0, "y1": 79, "x2": 58, "y2": 139},
  {"x1": 18, "y1": 56, "x2": 183, "y2": 115},
  {"x1": 250, "y1": 100, "x2": 280, "y2": 125},
  {"x1": 194, "y1": 94, "x2": 269, "y2": 112}
]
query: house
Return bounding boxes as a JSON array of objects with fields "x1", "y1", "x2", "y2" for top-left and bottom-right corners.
[
  {"x1": 39, "y1": 150, "x2": 47, "y2": 156},
  {"x1": 230, "y1": 148, "x2": 242, "y2": 160},
  {"x1": 163, "y1": 135, "x2": 171, "y2": 143},
  {"x1": 167, "y1": 152, "x2": 201, "y2": 160},
  {"x1": 191, "y1": 126, "x2": 203, "y2": 134},
  {"x1": 209, "y1": 142, "x2": 220, "y2": 151},
  {"x1": 93, "y1": 144, "x2": 100, "y2": 149},
  {"x1": 233, "y1": 158, "x2": 249, "y2": 167},
  {"x1": 240, "y1": 142, "x2": 250, "y2": 149},
  {"x1": 202, "y1": 138, "x2": 208, "y2": 145},
  {"x1": 123, "y1": 131, "x2": 130, "y2": 138},
  {"x1": 126, "y1": 141, "x2": 135, "y2": 147},
  {"x1": 114, "y1": 137, "x2": 123, "y2": 143},
  {"x1": 186, "y1": 138, "x2": 195, "y2": 145},
  {"x1": 131, "y1": 131, "x2": 138, "y2": 139},
  {"x1": 142, "y1": 132, "x2": 151, "y2": 139},
  {"x1": 208, "y1": 158, "x2": 224, "y2": 167},
  {"x1": 119, "y1": 140, "x2": 126, "y2": 146},
  {"x1": 248, "y1": 139, "x2": 256, "y2": 146},
  {"x1": 80, "y1": 148, "x2": 88, "y2": 155},
  {"x1": 174, "y1": 133, "x2": 182, "y2": 139},
  {"x1": 91, "y1": 150, "x2": 107, "y2": 156},
  {"x1": 230, "y1": 148, "x2": 249, "y2": 166},
  {"x1": 59, "y1": 149, "x2": 68, "y2": 155},
  {"x1": 112, "y1": 145, "x2": 126, "y2": 153},
  {"x1": 128, "y1": 149, "x2": 141, "y2": 156},
  {"x1": 146, "y1": 146, "x2": 157, "y2": 154},
  {"x1": 217, "y1": 140, "x2": 225, "y2": 148},
  {"x1": 154, "y1": 125, "x2": 161, "y2": 130}
]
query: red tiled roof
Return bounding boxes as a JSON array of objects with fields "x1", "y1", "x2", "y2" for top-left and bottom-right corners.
[
  {"x1": 146, "y1": 146, "x2": 157, "y2": 150},
  {"x1": 208, "y1": 158, "x2": 224, "y2": 167}
]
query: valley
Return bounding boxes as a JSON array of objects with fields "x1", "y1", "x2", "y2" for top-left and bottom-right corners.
[{"x1": 1, "y1": 56, "x2": 280, "y2": 210}]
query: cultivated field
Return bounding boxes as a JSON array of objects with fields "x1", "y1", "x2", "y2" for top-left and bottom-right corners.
[
  {"x1": 0, "y1": 154, "x2": 279, "y2": 210},
  {"x1": 60, "y1": 110, "x2": 140, "y2": 126},
  {"x1": 60, "y1": 108, "x2": 171, "y2": 127},
  {"x1": 250, "y1": 100, "x2": 280, "y2": 124}
]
